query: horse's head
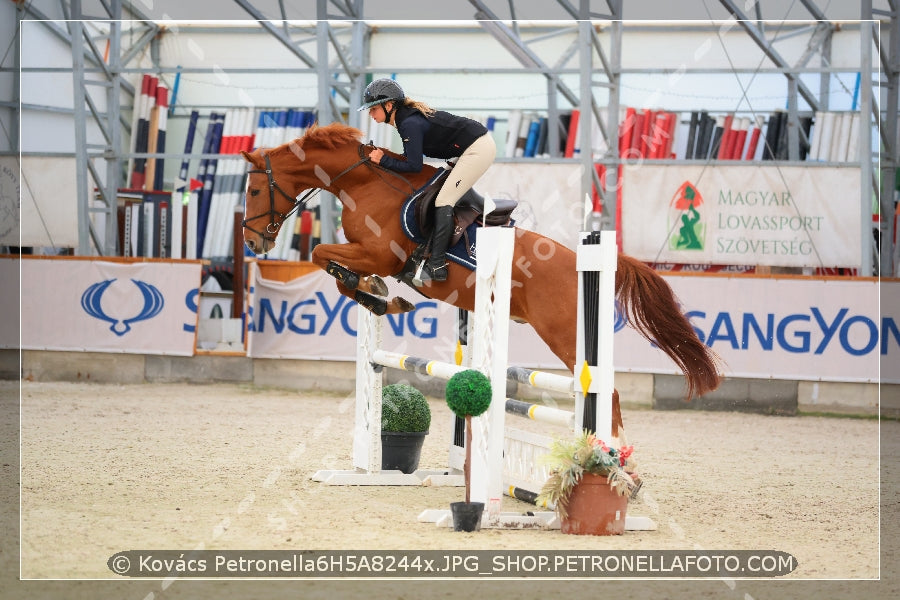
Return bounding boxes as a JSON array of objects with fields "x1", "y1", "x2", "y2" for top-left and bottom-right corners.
[
  {"x1": 240, "y1": 123, "x2": 367, "y2": 255},
  {"x1": 240, "y1": 146, "x2": 305, "y2": 255}
]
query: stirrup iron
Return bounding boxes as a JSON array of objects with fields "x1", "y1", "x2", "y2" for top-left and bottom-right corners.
[{"x1": 411, "y1": 259, "x2": 426, "y2": 288}]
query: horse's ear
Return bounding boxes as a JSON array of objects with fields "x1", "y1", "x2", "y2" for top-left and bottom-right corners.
[{"x1": 240, "y1": 150, "x2": 261, "y2": 168}]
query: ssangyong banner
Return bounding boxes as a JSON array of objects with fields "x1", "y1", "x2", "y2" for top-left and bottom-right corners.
[
  {"x1": 247, "y1": 266, "x2": 897, "y2": 385},
  {"x1": 621, "y1": 164, "x2": 862, "y2": 268},
  {"x1": 617, "y1": 274, "x2": 895, "y2": 385},
  {"x1": 19, "y1": 257, "x2": 202, "y2": 355}
]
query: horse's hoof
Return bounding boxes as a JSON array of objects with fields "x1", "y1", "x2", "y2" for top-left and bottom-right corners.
[
  {"x1": 354, "y1": 290, "x2": 387, "y2": 316},
  {"x1": 367, "y1": 275, "x2": 389, "y2": 297},
  {"x1": 391, "y1": 297, "x2": 415, "y2": 313}
]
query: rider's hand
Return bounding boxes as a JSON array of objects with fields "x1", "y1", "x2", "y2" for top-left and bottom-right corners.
[{"x1": 369, "y1": 148, "x2": 383, "y2": 164}]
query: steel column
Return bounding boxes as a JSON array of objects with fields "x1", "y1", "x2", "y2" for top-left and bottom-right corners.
[
  {"x1": 605, "y1": 13, "x2": 622, "y2": 234},
  {"x1": 316, "y1": 0, "x2": 335, "y2": 244},
  {"x1": 70, "y1": 5, "x2": 91, "y2": 255},
  {"x1": 861, "y1": 2, "x2": 875, "y2": 276},
  {"x1": 578, "y1": 4, "x2": 593, "y2": 222}
]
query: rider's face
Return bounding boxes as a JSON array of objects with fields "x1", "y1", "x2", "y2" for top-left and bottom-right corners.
[{"x1": 368, "y1": 102, "x2": 392, "y2": 124}]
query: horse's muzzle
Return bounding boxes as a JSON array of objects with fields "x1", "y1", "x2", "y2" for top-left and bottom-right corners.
[{"x1": 243, "y1": 233, "x2": 272, "y2": 256}]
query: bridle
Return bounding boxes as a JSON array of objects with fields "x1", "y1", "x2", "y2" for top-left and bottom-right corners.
[
  {"x1": 242, "y1": 148, "x2": 372, "y2": 244},
  {"x1": 242, "y1": 142, "x2": 421, "y2": 246}
]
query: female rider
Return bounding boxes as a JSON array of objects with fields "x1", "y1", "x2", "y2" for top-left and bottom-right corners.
[{"x1": 358, "y1": 78, "x2": 496, "y2": 282}]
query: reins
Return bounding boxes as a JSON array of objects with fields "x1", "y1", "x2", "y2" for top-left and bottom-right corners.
[
  {"x1": 356, "y1": 142, "x2": 418, "y2": 197},
  {"x1": 242, "y1": 149, "x2": 371, "y2": 242}
]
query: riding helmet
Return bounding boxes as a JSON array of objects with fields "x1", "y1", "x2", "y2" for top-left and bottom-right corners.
[{"x1": 358, "y1": 78, "x2": 405, "y2": 111}]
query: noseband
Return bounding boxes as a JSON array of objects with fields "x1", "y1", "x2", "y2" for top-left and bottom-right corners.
[{"x1": 242, "y1": 148, "x2": 372, "y2": 244}]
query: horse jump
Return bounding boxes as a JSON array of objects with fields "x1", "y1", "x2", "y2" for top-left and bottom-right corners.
[
  {"x1": 311, "y1": 228, "x2": 606, "y2": 489},
  {"x1": 315, "y1": 228, "x2": 654, "y2": 529}
]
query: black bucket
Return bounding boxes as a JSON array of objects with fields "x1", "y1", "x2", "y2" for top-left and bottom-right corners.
[
  {"x1": 450, "y1": 501, "x2": 485, "y2": 532},
  {"x1": 380, "y1": 431, "x2": 427, "y2": 474}
]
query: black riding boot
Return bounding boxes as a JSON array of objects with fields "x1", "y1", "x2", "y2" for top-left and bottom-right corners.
[{"x1": 422, "y1": 205, "x2": 454, "y2": 282}]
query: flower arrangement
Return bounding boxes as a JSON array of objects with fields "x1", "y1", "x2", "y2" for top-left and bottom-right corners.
[{"x1": 536, "y1": 430, "x2": 639, "y2": 519}]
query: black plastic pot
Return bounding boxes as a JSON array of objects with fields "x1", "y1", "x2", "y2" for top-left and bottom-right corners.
[
  {"x1": 450, "y1": 501, "x2": 484, "y2": 532},
  {"x1": 380, "y1": 431, "x2": 427, "y2": 474}
]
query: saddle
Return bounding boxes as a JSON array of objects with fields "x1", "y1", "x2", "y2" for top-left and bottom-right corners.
[
  {"x1": 396, "y1": 166, "x2": 518, "y2": 288},
  {"x1": 412, "y1": 167, "x2": 517, "y2": 244}
]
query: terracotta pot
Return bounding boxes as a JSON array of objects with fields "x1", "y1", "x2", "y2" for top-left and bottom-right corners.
[{"x1": 560, "y1": 472, "x2": 628, "y2": 536}]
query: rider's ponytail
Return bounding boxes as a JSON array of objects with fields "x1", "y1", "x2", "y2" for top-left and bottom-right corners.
[{"x1": 403, "y1": 98, "x2": 436, "y2": 118}]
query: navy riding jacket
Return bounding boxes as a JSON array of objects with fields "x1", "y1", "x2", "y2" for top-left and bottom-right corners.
[{"x1": 378, "y1": 104, "x2": 488, "y2": 173}]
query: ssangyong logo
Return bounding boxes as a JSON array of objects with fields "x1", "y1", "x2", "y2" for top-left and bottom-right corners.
[
  {"x1": 81, "y1": 278, "x2": 164, "y2": 336},
  {"x1": 668, "y1": 180, "x2": 706, "y2": 251}
]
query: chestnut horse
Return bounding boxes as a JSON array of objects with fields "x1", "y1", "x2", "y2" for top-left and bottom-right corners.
[{"x1": 241, "y1": 123, "x2": 721, "y2": 437}]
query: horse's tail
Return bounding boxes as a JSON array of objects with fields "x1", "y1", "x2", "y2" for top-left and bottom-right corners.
[{"x1": 615, "y1": 254, "x2": 722, "y2": 399}]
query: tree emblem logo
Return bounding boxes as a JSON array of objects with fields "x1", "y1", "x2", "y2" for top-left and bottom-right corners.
[{"x1": 668, "y1": 181, "x2": 705, "y2": 251}]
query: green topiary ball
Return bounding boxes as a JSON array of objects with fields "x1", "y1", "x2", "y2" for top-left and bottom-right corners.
[
  {"x1": 445, "y1": 370, "x2": 492, "y2": 418},
  {"x1": 381, "y1": 383, "x2": 431, "y2": 432}
]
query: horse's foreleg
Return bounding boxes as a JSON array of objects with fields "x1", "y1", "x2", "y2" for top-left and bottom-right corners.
[
  {"x1": 355, "y1": 290, "x2": 415, "y2": 315},
  {"x1": 313, "y1": 244, "x2": 393, "y2": 297},
  {"x1": 324, "y1": 261, "x2": 387, "y2": 295},
  {"x1": 333, "y1": 281, "x2": 415, "y2": 316}
]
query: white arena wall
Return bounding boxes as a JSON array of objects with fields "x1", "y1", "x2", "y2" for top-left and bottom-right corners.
[{"x1": 4, "y1": 256, "x2": 897, "y2": 417}]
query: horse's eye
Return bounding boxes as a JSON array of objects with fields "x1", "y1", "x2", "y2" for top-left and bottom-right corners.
[{"x1": 250, "y1": 189, "x2": 260, "y2": 197}]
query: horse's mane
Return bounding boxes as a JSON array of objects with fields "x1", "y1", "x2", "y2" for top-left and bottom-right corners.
[
  {"x1": 251, "y1": 122, "x2": 364, "y2": 167},
  {"x1": 295, "y1": 122, "x2": 363, "y2": 150}
]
